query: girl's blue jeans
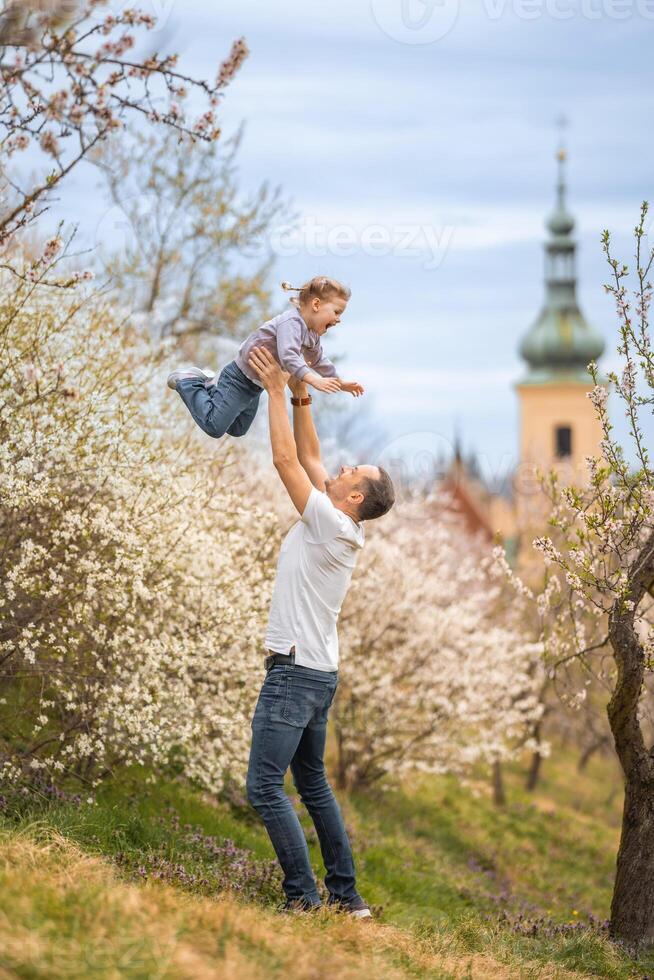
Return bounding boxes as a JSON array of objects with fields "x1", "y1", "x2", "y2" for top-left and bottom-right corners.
[
  {"x1": 246, "y1": 662, "x2": 360, "y2": 908},
  {"x1": 175, "y1": 360, "x2": 262, "y2": 439}
]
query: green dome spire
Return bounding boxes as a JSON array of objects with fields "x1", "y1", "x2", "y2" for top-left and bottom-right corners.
[{"x1": 519, "y1": 147, "x2": 604, "y2": 383}]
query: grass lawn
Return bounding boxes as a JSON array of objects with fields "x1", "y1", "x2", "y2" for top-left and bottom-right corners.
[{"x1": 0, "y1": 744, "x2": 650, "y2": 978}]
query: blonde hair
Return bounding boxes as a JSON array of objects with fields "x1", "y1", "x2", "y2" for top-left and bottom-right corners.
[{"x1": 281, "y1": 277, "x2": 351, "y2": 309}]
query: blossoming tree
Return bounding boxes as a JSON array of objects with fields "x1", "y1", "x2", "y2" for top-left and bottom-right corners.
[
  {"x1": 0, "y1": 246, "x2": 279, "y2": 793},
  {"x1": 93, "y1": 124, "x2": 288, "y2": 348},
  {"x1": 333, "y1": 500, "x2": 545, "y2": 792},
  {"x1": 0, "y1": 0, "x2": 248, "y2": 247},
  {"x1": 508, "y1": 205, "x2": 654, "y2": 951},
  {"x1": 0, "y1": 0, "x2": 291, "y2": 800}
]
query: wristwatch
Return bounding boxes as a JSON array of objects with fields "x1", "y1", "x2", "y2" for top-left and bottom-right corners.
[{"x1": 290, "y1": 394, "x2": 312, "y2": 406}]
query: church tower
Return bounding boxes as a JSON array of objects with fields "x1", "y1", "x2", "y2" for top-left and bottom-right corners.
[{"x1": 514, "y1": 148, "x2": 605, "y2": 538}]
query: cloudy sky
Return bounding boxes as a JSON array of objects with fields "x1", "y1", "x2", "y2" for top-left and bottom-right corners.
[{"x1": 52, "y1": 0, "x2": 653, "y2": 480}]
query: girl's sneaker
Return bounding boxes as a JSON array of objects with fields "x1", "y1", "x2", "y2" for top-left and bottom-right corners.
[
  {"x1": 327, "y1": 894, "x2": 372, "y2": 919},
  {"x1": 167, "y1": 366, "x2": 215, "y2": 390}
]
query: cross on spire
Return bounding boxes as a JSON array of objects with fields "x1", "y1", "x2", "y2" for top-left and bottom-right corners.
[
  {"x1": 556, "y1": 113, "x2": 569, "y2": 155},
  {"x1": 555, "y1": 113, "x2": 569, "y2": 208}
]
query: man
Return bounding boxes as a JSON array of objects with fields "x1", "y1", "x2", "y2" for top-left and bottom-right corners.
[{"x1": 245, "y1": 346, "x2": 395, "y2": 919}]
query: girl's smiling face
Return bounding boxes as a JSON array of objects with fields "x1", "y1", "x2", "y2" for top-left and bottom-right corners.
[{"x1": 302, "y1": 296, "x2": 348, "y2": 336}]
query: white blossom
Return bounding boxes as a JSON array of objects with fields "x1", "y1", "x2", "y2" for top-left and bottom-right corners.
[
  {"x1": 0, "y1": 266, "x2": 278, "y2": 792},
  {"x1": 333, "y1": 503, "x2": 545, "y2": 789}
]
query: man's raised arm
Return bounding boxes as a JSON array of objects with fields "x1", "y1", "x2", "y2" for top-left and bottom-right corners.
[
  {"x1": 247, "y1": 347, "x2": 314, "y2": 516},
  {"x1": 288, "y1": 377, "x2": 329, "y2": 492}
]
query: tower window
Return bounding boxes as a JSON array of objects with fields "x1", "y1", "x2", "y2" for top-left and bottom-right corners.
[{"x1": 555, "y1": 425, "x2": 572, "y2": 458}]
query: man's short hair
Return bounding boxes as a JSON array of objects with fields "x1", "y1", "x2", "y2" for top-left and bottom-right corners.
[{"x1": 356, "y1": 466, "x2": 395, "y2": 521}]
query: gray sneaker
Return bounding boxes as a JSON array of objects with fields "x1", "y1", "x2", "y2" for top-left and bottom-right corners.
[
  {"x1": 327, "y1": 894, "x2": 372, "y2": 919},
  {"x1": 167, "y1": 366, "x2": 215, "y2": 390}
]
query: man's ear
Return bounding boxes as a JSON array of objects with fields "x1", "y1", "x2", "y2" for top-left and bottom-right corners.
[{"x1": 349, "y1": 490, "x2": 364, "y2": 506}]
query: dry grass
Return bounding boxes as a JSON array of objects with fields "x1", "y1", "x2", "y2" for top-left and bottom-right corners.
[{"x1": 0, "y1": 827, "x2": 598, "y2": 980}]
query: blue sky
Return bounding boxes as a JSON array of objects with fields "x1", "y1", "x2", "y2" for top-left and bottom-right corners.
[{"x1": 51, "y1": 0, "x2": 654, "y2": 478}]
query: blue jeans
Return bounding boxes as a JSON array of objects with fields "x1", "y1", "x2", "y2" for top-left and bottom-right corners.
[
  {"x1": 246, "y1": 661, "x2": 360, "y2": 908},
  {"x1": 175, "y1": 360, "x2": 262, "y2": 439}
]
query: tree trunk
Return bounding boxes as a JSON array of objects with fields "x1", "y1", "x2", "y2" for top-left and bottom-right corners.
[
  {"x1": 526, "y1": 720, "x2": 543, "y2": 791},
  {"x1": 606, "y1": 532, "x2": 654, "y2": 950},
  {"x1": 609, "y1": 775, "x2": 654, "y2": 949},
  {"x1": 334, "y1": 724, "x2": 347, "y2": 791},
  {"x1": 526, "y1": 748, "x2": 542, "y2": 791},
  {"x1": 492, "y1": 759, "x2": 506, "y2": 807},
  {"x1": 577, "y1": 735, "x2": 608, "y2": 773}
]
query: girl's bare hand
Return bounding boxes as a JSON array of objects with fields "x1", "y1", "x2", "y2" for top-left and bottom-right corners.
[
  {"x1": 340, "y1": 381, "x2": 365, "y2": 397},
  {"x1": 310, "y1": 377, "x2": 342, "y2": 394}
]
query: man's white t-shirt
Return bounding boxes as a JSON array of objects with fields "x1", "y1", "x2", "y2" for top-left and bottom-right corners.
[{"x1": 264, "y1": 487, "x2": 365, "y2": 671}]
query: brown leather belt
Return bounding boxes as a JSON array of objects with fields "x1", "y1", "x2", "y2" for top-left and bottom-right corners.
[{"x1": 264, "y1": 646, "x2": 295, "y2": 670}]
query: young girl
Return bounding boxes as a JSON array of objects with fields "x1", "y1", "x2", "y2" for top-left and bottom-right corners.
[{"x1": 167, "y1": 276, "x2": 365, "y2": 440}]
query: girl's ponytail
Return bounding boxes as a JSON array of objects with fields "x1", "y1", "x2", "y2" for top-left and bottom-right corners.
[
  {"x1": 280, "y1": 277, "x2": 351, "y2": 308},
  {"x1": 281, "y1": 281, "x2": 301, "y2": 307}
]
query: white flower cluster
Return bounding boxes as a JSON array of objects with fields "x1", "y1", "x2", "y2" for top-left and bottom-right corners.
[
  {"x1": 0, "y1": 269, "x2": 278, "y2": 792},
  {"x1": 333, "y1": 506, "x2": 546, "y2": 790}
]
